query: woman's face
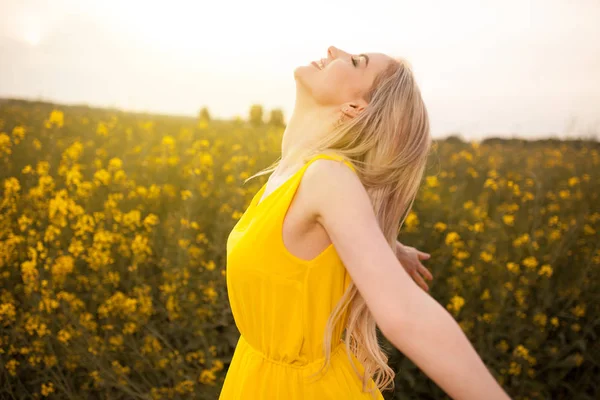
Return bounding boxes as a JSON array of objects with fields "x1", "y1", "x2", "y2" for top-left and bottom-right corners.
[{"x1": 295, "y1": 46, "x2": 393, "y2": 109}]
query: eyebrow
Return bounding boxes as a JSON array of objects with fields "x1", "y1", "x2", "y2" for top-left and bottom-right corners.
[{"x1": 359, "y1": 53, "x2": 370, "y2": 67}]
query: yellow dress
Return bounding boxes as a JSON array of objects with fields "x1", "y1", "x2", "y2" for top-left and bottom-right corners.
[{"x1": 219, "y1": 153, "x2": 385, "y2": 399}]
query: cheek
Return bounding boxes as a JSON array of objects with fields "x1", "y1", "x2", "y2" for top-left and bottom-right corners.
[{"x1": 315, "y1": 66, "x2": 356, "y2": 103}]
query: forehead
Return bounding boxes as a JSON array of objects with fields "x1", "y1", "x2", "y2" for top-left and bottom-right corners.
[
  {"x1": 361, "y1": 52, "x2": 394, "y2": 90},
  {"x1": 365, "y1": 52, "x2": 393, "y2": 74}
]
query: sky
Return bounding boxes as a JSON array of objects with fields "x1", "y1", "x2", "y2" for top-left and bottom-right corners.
[{"x1": 0, "y1": 0, "x2": 599, "y2": 140}]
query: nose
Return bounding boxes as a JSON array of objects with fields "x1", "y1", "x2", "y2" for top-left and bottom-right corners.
[
  {"x1": 328, "y1": 45, "x2": 349, "y2": 61},
  {"x1": 327, "y1": 46, "x2": 336, "y2": 58}
]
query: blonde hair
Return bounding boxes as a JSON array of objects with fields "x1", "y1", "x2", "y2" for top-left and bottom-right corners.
[{"x1": 246, "y1": 57, "x2": 432, "y2": 396}]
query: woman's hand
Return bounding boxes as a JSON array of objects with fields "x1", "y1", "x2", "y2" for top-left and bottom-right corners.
[{"x1": 395, "y1": 241, "x2": 433, "y2": 292}]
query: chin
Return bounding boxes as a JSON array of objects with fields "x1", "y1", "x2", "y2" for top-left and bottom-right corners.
[
  {"x1": 293, "y1": 64, "x2": 312, "y2": 79},
  {"x1": 293, "y1": 67, "x2": 309, "y2": 87}
]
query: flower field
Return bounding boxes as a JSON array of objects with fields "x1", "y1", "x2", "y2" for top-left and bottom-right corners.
[{"x1": 0, "y1": 99, "x2": 598, "y2": 399}]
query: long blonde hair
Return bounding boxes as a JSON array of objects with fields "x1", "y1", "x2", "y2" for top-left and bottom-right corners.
[{"x1": 246, "y1": 57, "x2": 432, "y2": 396}]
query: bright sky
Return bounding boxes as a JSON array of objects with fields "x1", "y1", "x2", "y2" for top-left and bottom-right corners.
[{"x1": 1, "y1": 0, "x2": 599, "y2": 140}]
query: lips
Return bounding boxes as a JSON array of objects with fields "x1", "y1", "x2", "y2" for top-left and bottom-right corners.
[{"x1": 311, "y1": 61, "x2": 321, "y2": 70}]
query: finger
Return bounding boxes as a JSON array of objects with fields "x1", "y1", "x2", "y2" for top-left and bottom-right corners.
[
  {"x1": 417, "y1": 251, "x2": 431, "y2": 260},
  {"x1": 412, "y1": 270, "x2": 429, "y2": 292},
  {"x1": 419, "y1": 264, "x2": 434, "y2": 281}
]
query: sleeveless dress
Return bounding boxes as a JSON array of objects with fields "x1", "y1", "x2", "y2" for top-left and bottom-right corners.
[{"x1": 219, "y1": 153, "x2": 385, "y2": 399}]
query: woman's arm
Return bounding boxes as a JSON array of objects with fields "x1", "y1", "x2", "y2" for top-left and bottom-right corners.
[{"x1": 303, "y1": 160, "x2": 511, "y2": 400}]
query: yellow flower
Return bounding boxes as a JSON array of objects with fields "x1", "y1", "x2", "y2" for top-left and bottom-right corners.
[
  {"x1": 44, "y1": 355, "x2": 58, "y2": 368},
  {"x1": 123, "y1": 322, "x2": 137, "y2": 335},
  {"x1": 211, "y1": 359, "x2": 224, "y2": 372},
  {"x1": 199, "y1": 369, "x2": 216, "y2": 385},
  {"x1": 108, "y1": 157, "x2": 122, "y2": 171},
  {"x1": 12, "y1": 125, "x2": 26, "y2": 140},
  {"x1": 162, "y1": 135, "x2": 176, "y2": 148},
  {"x1": 538, "y1": 264, "x2": 553, "y2": 277},
  {"x1": 425, "y1": 175, "x2": 439, "y2": 187},
  {"x1": 5, "y1": 359, "x2": 19, "y2": 376},
  {"x1": 132, "y1": 234, "x2": 152, "y2": 258},
  {"x1": 522, "y1": 256, "x2": 538, "y2": 270},
  {"x1": 550, "y1": 317, "x2": 559, "y2": 327},
  {"x1": 512, "y1": 233, "x2": 530, "y2": 247},
  {"x1": 445, "y1": 232, "x2": 460, "y2": 246},
  {"x1": 122, "y1": 210, "x2": 141, "y2": 230},
  {"x1": 142, "y1": 335, "x2": 163, "y2": 355},
  {"x1": 96, "y1": 122, "x2": 109, "y2": 136},
  {"x1": 447, "y1": 295, "x2": 465, "y2": 315},
  {"x1": 109, "y1": 335, "x2": 124, "y2": 350},
  {"x1": 404, "y1": 211, "x2": 419, "y2": 230},
  {"x1": 203, "y1": 287, "x2": 218, "y2": 303},
  {"x1": 506, "y1": 262, "x2": 520, "y2": 274},
  {"x1": 481, "y1": 313, "x2": 493, "y2": 323},
  {"x1": 496, "y1": 340, "x2": 509, "y2": 353},
  {"x1": 200, "y1": 153, "x2": 213, "y2": 167},
  {"x1": 57, "y1": 329, "x2": 72, "y2": 343},
  {"x1": 513, "y1": 345, "x2": 529, "y2": 359},
  {"x1": 572, "y1": 352, "x2": 584, "y2": 367},
  {"x1": 204, "y1": 260, "x2": 216, "y2": 271},
  {"x1": 483, "y1": 178, "x2": 498, "y2": 191},
  {"x1": 51, "y1": 255, "x2": 74, "y2": 284},
  {"x1": 0, "y1": 303, "x2": 17, "y2": 325},
  {"x1": 4, "y1": 176, "x2": 21, "y2": 195},
  {"x1": 508, "y1": 361, "x2": 521, "y2": 376},
  {"x1": 41, "y1": 382, "x2": 55, "y2": 397},
  {"x1": 111, "y1": 360, "x2": 131, "y2": 376},
  {"x1": 181, "y1": 190, "x2": 193, "y2": 200},
  {"x1": 90, "y1": 371, "x2": 104, "y2": 386},
  {"x1": 434, "y1": 222, "x2": 447, "y2": 232},
  {"x1": 143, "y1": 213, "x2": 159, "y2": 230},
  {"x1": 571, "y1": 304, "x2": 586, "y2": 318},
  {"x1": 472, "y1": 222, "x2": 484, "y2": 232},
  {"x1": 93, "y1": 169, "x2": 111, "y2": 186},
  {"x1": 176, "y1": 380, "x2": 195, "y2": 394},
  {"x1": 45, "y1": 110, "x2": 64, "y2": 128},
  {"x1": 502, "y1": 215, "x2": 515, "y2": 226},
  {"x1": 533, "y1": 313, "x2": 547, "y2": 328},
  {"x1": 480, "y1": 251, "x2": 493, "y2": 263},
  {"x1": 583, "y1": 224, "x2": 596, "y2": 235},
  {"x1": 480, "y1": 289, "x2": 491, "y2": 301}
]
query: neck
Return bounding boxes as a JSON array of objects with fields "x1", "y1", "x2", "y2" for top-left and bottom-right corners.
[{"x1": 279, "y1": 94, "x2": 338, "y2": 171}]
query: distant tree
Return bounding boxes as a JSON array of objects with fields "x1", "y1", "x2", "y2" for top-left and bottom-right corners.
[
  {"x1": 444, "y1": 133, "x2": 466, "y2": 144},
  {"x1": 249, "y1": 104, "x2": 264, "y2": 127},
  {"x1": 268, "y1": 108, "x2": 285, "y2": 127},
  {"x1": 198, "y1": 106, "x2": 211, "y2": 122}
]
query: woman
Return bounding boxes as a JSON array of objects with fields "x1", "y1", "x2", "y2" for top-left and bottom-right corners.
[{"x1": 219, "y1": 46, "x2": 510, "y2": 399}]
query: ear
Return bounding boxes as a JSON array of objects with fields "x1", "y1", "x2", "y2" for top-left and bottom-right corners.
[{"x1": 341, "y1": 101, "x2": 367, "y2": 118}]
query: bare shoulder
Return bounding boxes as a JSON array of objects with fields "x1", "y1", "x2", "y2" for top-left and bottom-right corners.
[
  {"x1": 302, "y1": 158, "x2": 370, "y2": 222},
  {"x1": 302, "y1": 158, "x2": 419, "y2": 337}
]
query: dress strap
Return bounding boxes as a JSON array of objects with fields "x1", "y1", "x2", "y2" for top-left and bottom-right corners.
[
  {"x1": 251, "y1": 153, "x2": 356, "y2": 211},
  {"x1": 303, "y1": 152, "x2": 356, "y2": 174},
  {"x1": 261, "y1": 152, "x2": 357, "y2": 264}
]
